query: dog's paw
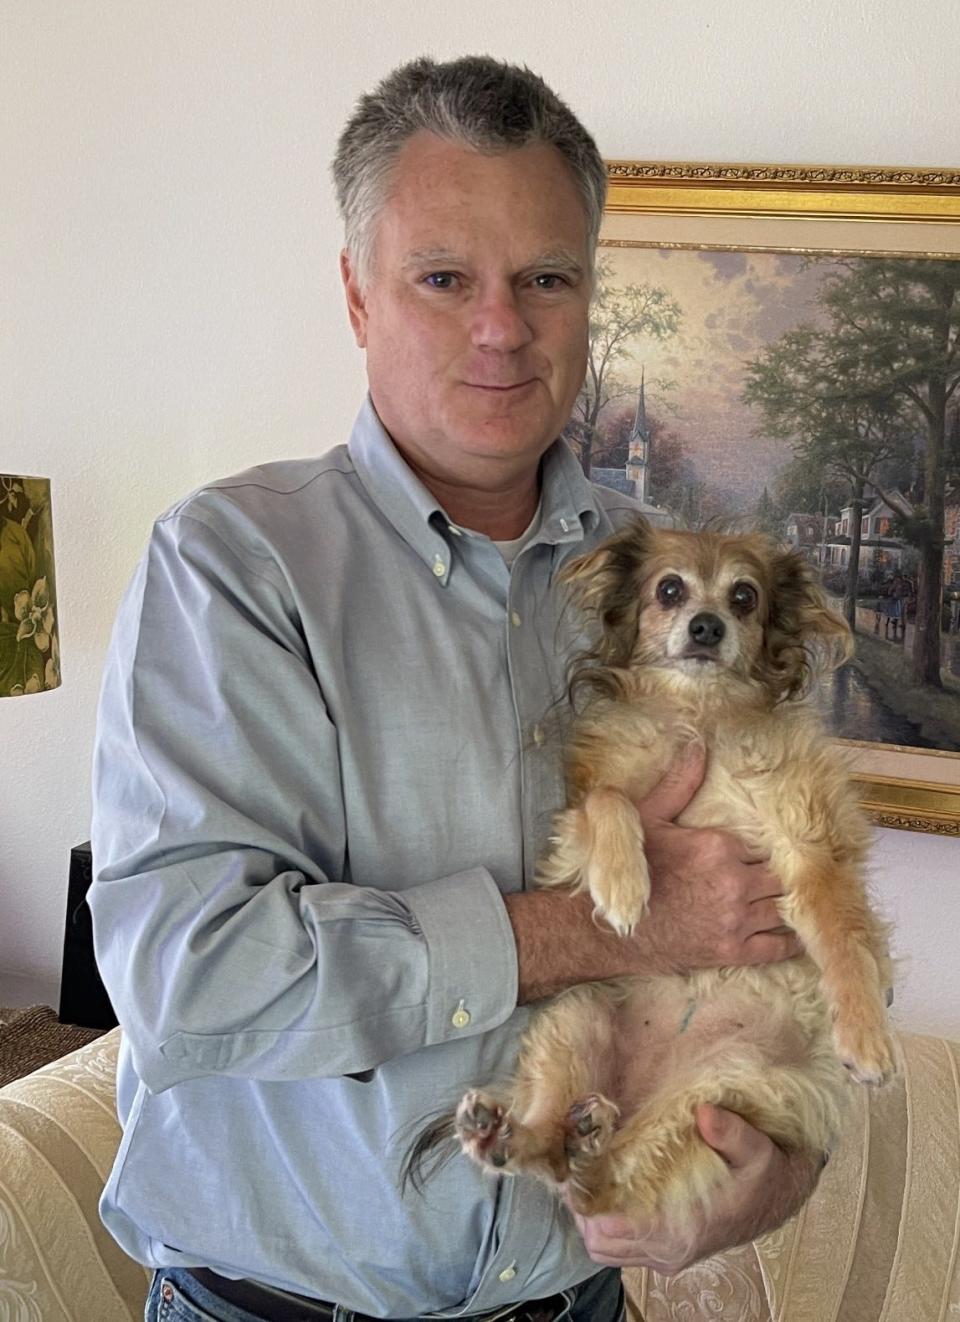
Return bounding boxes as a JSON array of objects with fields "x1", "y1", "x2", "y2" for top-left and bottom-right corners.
[
  {"x1": 585, "y1": 862, "x2": 650, "y2": 937},
  {"x1": 833, "y1": 1021, "x2": 898, "y2": 1086},
  {"x1": 564, "y1": 1093, "x2": 619, "y2": 1160},
  {"x1": 455, "y1": 1091, "x2": 513, "y2": 1169}
]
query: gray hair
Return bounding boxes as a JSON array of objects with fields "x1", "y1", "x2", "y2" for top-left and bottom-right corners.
[{"x1": 332, "y1": 55, "x2": 607, "y2": 284}]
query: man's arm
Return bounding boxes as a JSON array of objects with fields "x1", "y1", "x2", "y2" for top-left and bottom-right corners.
[{"x1": 89, "y1": 508, "x2": 520, "y2": 1094}]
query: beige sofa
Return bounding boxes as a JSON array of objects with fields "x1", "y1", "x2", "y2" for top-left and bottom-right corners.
[{"x1": 1, "y1": 1029, "x2": 958, "y2": 1322}]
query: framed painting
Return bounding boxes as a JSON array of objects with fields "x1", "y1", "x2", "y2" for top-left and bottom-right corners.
[{"x1": 582, "y1": 161, "x2": 960, "y2": 835}]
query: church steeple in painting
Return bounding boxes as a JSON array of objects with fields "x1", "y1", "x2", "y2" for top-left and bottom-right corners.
[{"x1": 626, "y1": 369, "x2": 651, "y2": 504}]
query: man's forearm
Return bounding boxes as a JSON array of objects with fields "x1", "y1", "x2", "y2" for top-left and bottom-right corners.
[{"x1": 503, "y1": 888, "x2": 662, "y2": 1003}]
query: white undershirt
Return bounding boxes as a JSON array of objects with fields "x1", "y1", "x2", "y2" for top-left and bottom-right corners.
[{"x1": 491, "y1": 500, "x2": 544, "y2": 567}]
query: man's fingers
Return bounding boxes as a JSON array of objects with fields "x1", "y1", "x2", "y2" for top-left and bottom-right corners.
[
  {"x1": 695, "y1": 1104, "x2": 770, "y2": 1169},
  {"x1": 635, "y1": 740, "x2": 706, "y2": 825},
  {"x1": 745, "y1": 899, "x2": 789, "y2": 933},
  {"x1": 741, "y1": 860, "x2": 783, "y2": 895},
  {"x1": 741, "y1": 931, "x2": 803, "y2": 964}
]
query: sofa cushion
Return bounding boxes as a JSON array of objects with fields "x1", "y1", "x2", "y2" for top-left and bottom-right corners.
[{"x1": 625, "y1": 1031, "x2": 960, "y2": 1320}]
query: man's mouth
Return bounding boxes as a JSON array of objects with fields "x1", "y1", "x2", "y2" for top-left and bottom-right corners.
[{"x1": 464, "y1": 379, "x2": 536, "y2": 393}]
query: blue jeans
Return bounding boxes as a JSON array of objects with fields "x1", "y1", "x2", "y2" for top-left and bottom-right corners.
[{"x1": 145, "y1": 1264, "x2": 625, "y2": 1322}]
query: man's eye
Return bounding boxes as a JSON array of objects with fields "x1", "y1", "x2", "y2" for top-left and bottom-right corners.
[
  {"x1": 532, "y1": 273, "x2": 565, "y2": 290},
  {"x1": 423, "y1": 272, "x2": 458, "y2": 289},
  {"x1": 730, "y1": 582, "x2": 758, "y2": 613},
  {"x1": 655, "y1": 576, "x2": 685, "y2": 607}
]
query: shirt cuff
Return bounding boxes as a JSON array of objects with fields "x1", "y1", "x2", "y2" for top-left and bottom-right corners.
[{"x1": 403, "y1": 867, "x2": 519, "y2": 1046}]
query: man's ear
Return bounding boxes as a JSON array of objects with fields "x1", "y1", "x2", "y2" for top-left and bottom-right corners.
[{"x1": 340, "y1": 249, "x2": 368, "y2": 348}]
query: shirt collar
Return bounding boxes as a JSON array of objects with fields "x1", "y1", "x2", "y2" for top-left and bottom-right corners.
[{"x1": 347, "y1": 395, "x2": 600, "y2": 584}]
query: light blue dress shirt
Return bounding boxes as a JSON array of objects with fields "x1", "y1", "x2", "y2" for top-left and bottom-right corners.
[{"x1": 89, "y1": 398, "x2": 637, "y2": 1318}]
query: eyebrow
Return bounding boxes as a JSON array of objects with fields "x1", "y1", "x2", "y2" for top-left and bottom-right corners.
[
  {"x1": 401, "y1": 248, "x2": 462, "y2": 271},
  {"x1": 530, "y1": 250, "x2": 587, "y2": 276},
  {"x1": 401, "y1": 248, "x2": 587, "y2": 278}
]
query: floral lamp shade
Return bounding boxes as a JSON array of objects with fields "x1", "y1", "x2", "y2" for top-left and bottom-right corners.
[{"x1": 0, "y1": 474, "x2": 61, "y2": 697}]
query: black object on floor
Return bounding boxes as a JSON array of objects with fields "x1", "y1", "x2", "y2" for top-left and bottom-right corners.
[{"x1": 58, "y1": 841, "x2": 118, "y2": 1030}]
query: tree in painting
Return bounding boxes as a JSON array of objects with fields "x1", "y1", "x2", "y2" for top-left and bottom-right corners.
[{"x1": 745, "y1": 258, "x2": 960, "y2": 689}]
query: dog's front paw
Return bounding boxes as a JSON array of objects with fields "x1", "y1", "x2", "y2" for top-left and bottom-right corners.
[
  {"x1": 833, "y1": 1021, "x2": 898, "y2": 1086},
  {"x1": 455, "y1": 1091, "x2": 514, "y2": 1169},
  {"x1": 585, "y1": 859, "x2": 650, "y2": 936},
  {"x1": 581, "y1": 788, "x2": 649, "y2": 935}
]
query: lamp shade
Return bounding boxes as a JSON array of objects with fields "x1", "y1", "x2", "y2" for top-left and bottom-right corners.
[{"x1": 0, "y1": 475, "x2": 61, "y2": 697}]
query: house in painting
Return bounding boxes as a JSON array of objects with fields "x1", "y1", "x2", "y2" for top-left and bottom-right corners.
[
  {"x1": 822, "y1": 491, "x2": 909, "y2": 579},
  {"x1": 784, "y1": 512, "x2": 830, "y2": 565}
]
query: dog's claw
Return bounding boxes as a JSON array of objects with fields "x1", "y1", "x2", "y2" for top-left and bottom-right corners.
[{"x1": 833, "y1": 1023, "x2": 897, "y2": 1086}]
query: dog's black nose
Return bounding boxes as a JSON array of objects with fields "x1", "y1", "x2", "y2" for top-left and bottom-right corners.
[{"x1": 688, "y1": 612, "x2": 725, "y2": 647}]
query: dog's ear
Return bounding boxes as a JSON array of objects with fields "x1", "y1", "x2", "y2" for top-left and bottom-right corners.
[
  {"x1": 760, "y1": 547, "x2": 852, "y2": 700},
  {"x1": 559, "y1": 516, "x2": 654, "y2": 669}
]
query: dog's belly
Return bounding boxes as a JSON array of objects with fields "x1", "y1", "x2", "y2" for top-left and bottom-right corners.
[{"x1": 604, "y1": 961, "x2": 825, "y2": 1120}]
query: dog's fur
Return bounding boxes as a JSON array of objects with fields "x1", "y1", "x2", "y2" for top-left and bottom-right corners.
[{"x1": 415, "y1": 518, "x2": 895, "y2": 1236}]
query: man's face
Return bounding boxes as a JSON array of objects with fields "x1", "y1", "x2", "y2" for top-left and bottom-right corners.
[{"x1": 341, "y1": 132, "x2": 593, "y2": 491}]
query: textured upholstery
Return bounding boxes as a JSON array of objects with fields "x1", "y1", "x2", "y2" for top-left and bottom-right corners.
[
  {"x1": 0, "y1": 1029, "x2": 148, "y2": 1321},
  {"x1": 625, "y1": 1031, "x2": 960, "y2": 1321},
  {"x1": 0, "y1": 1030, "x2": 958, "y2": 1321}
]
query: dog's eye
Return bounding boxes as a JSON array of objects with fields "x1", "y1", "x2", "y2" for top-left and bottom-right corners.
[
  {"x1": 730, "y1": 581, "x2": 758, "y2": 614},
  {"x1": 656, "y1": 575, "x2": 685, "y2": 607}
]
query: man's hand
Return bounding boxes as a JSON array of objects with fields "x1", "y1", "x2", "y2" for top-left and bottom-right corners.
[
  {"x1": 505, "y1": 741, "x2": 802, "y2": 1002},
  {"x1": 634, "y1": 742, "x2": 802, "y2": 974},
  {"x1": 568, "y1": 1104, "x2": 821, "y2": 1274}
]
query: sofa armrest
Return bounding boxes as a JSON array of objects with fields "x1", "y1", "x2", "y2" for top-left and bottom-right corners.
[
  {"x1": 626, "y1": 1031, "x2": 960, "y2": 1321},
  {"x1": 0, "y1": 1027, "x2": 149, "y2": 1321}
]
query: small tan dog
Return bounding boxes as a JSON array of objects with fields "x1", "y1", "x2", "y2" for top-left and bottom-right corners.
[{"x1": 415, "y1": 518, "x2": 895, "y2": 1234}]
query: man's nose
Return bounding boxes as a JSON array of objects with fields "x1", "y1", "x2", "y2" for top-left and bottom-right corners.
[
  {"x1": 688, "y1": 612, "x2": 725, "y2": 647},
  {"x1": 470, "y1": 287, "x2": 534, "y2": 352}
]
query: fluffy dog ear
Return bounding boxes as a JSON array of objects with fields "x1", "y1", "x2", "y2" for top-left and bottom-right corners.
[
  {"x1": 559, "y1": 516, "x2": 654, "y2": 670},
  {"x1": 761, "y1": 547, "x2": 853, "y2": 700}
]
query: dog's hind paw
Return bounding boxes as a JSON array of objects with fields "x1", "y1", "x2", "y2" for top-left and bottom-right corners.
[
  {"x1": 564, "y1": 1094, "x2": 619, "y2": 1160},
  {"x1": 455, "y1": 1091, "x2": 514, "y2": 1169},
  {"x1": 833, "y1": 1021, "x2": 897, "y2": 1086}
]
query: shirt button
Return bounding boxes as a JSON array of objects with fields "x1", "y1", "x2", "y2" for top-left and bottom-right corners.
[
  {"x1": 510, "y1": 610, "x2": 522, "y2": 627},
  {"x1": 451, "y1": 1000, "x2": 471, "y2": 1029},
  {"x1": 499, "y1": 1266, "x2": 517, "y2": 1282},
  {"x1": 433, "y1": 558, "x2": 446, "y2": 577}
]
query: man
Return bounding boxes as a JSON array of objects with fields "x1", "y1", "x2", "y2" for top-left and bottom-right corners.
[{"x1": 89, "y1": 55, "x2": 817, "y2": 1322}]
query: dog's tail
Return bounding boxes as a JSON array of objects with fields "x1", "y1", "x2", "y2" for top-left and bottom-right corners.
[{"x1": 398, "y1": 1109, "x2": 459, "y2": 1196}]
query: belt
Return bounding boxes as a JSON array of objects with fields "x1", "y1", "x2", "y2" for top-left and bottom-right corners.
[{"x1": 183, "y1": 1268, "x2": 573, "y2": 1322}]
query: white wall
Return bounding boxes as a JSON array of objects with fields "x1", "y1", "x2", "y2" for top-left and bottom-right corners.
[{"x1": 2, "y1": 0, "x2": 957, "y2": 1030}]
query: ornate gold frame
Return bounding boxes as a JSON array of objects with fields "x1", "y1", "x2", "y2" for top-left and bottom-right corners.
[
  {"x1": 601, "y1": 161, "x2": 960, "y2": 836},
  {"x1": 606, "y1": 161, "x2": 960, "y2": 222}
]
